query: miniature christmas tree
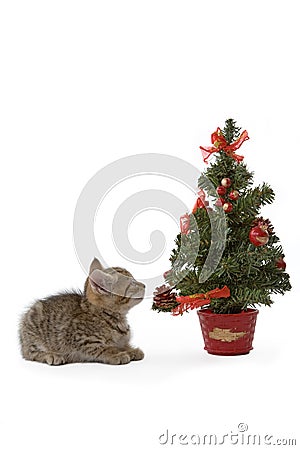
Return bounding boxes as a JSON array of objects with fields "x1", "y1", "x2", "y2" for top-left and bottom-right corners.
[{"x1": 153, "y1": 119, "x2": 291, "y2": 315}]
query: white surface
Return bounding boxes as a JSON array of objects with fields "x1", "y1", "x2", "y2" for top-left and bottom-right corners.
[{"x1": 1, "y1": 1, "x2": 299, "y2": 449}]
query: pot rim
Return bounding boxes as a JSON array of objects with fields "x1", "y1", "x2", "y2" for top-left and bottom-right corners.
[{"x1": 197, "y1": 307, "x2": 259, "y2": 317}]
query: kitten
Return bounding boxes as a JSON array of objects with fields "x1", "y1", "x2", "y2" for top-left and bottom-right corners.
[{"x1": 19, "y1": 258, "x2": 145, "y2": 365}]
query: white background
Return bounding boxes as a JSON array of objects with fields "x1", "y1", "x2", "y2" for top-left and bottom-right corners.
[{"x1": 1, "y1": 1, "x2": 299, "y2": 449}]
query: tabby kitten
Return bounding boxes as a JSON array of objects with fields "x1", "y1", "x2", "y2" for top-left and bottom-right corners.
[{"x1": 19, "y1": 258, "x2": 145, "y2": 365}]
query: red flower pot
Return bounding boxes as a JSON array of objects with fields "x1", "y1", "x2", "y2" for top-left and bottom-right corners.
[{"x1": 197, "y1": 308, "x2": 259, "y2": 356}]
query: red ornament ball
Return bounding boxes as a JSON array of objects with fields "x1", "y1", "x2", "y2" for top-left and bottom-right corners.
[
  {"x1": 249, "y1": 225, "x2": 269, "y2": 246},
  {"x1": 221, "y1": 178, "x2": 231, "y2": 188},
  {"x1": 223, "y1": 202, "x2": 233, "y2": 213},
  {"x1": 229, "y1": 190, "x2": 239, "y2": 201},
  {"x1": 215, "y1": 197, "x2": 225, "y2": 207},
  {"x1": 276, "y1": 257, "x2": 286, "y2": 270},
  {"x1": 216, "y1": 185, "x2": 227, "y2": 196}
]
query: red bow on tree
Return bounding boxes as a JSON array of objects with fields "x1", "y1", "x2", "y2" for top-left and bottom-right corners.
[
  {"x1": 192, "y1": 189, "x2": 209, "y2": 213},
  {"x1": 172, "y1": 286, "x2": 231, "y2": 315},
  {"x1": 200, "y1": 128, "x2": 249, "y2": 164}
]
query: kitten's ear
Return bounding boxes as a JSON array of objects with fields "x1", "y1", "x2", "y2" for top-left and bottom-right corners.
[
  {"x1": 89, "y1": 269, "x2": 116, "y2": 294},
  {"x1": 89, "y1": 257, "x2": 103, "y2": 274}
]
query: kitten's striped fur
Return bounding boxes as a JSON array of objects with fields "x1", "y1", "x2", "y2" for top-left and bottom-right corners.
[{"x1": 19, "y1": 258, "x2": 145, "y2": 365}]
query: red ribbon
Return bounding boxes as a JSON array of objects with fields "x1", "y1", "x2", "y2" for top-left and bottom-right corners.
[
  {"x1": 200, "y1": 128, "x2": 249, "y2": 164},
  {"x1": 180, "y1": 213, "x2": 190, "y2": 235},
  {"x1": 172, "y1": 286, "x2": 230, "y2": 316},
  {"x1": 192, "y1": 189, "x2": 209, "y2": 213}
]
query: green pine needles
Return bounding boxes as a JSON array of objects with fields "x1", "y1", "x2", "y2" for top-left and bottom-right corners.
[
  {"x1": 222, "y1": 118, "x2": 241, "y2": 144},
  {"x1": 165, "y1": 119, "x2": 291, "y2": 314}
]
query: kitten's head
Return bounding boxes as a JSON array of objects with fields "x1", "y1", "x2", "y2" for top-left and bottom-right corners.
[{"x1": 85, "y1": 258, "x2": 145, "y2": 313}]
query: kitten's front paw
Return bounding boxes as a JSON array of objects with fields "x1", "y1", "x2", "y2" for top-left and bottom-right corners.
[
  {"x1": 45, "y1": 353, "x2": 66, "y2": 366},
  {"x1": 108, "y1": 351, "x2": 131, "y2": 365},
  {"x1": 130, "y1": 347, "x2": 144, "y2": 361}
]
